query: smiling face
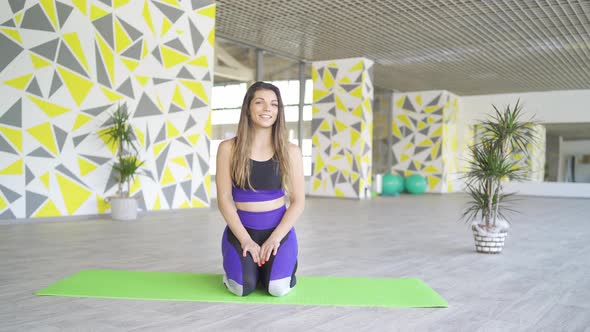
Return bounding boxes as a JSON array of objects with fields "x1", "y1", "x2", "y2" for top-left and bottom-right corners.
[{"x1": 249, "y1": 89, "x2": 279, "y2": 129}]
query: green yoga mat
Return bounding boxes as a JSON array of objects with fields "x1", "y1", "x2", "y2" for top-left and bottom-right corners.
[{"x1": 36, "y1": 269, "x2": 447, "y2": 308}]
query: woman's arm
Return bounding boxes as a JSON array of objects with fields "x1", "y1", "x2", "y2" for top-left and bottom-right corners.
[
  {"x1": 260, "y1": 143, "x2": 305, "y2": 261},
  {"x1": 216, "y1": 139, "x2": 262, "y2": 264}
]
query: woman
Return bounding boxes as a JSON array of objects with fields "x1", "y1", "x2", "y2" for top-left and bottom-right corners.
[{"x1": 216, "y1": 81, "x2": 305, "y2": 297}]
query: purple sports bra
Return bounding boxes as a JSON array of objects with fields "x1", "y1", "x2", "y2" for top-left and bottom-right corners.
[{"x1": 232, "y1": 187, "x2": 285, "y2": 202}]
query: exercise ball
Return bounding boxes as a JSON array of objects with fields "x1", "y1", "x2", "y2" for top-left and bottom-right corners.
[
  {"x1": 405, "y1": 174, "x2": 427, "y2": 194},
  {"x1": 381, "y1": 174, "x2": 404, "y2": 195}
]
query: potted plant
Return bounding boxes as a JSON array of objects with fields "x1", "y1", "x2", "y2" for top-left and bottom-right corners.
[
  {"x1": 101, "y1": 103, "x2": 144, "y2": 220},
  {"x1": 463, "y1": 100, "x2": 538, "y2": 253}
]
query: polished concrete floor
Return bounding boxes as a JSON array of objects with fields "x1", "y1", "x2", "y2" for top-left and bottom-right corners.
[{"x1": 1, "y1": 194, "x2": 589, "y2": 331}]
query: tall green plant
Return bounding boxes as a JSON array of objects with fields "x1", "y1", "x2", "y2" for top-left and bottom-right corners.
[
  {"x1": 101, "y1": 103, "x2": 144, "y2": 197},
  {"x1": 463, "y1": 100, "x2": 537, "y2": 229}
]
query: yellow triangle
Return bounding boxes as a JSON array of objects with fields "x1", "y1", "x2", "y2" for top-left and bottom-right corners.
[
  {"x1": 159, "y1": 0, "x2": 180, "y2": 7},
  {"x1": 72, "y1": 113, "x2": 93, "y2": 131},
  {"x1": 40, "y1": 172, "x2": 50, "y2": 190},
  {"x1": 349, "y1": 60, "x2": 364, "y2": 72},
  {"x1": 97, "y1": 127, "x2": 118, "y2": 155},
  {"x1": 417, "y1": 121, "x2": 427, "y2": 130},
  {"x1": 352, "y1": 104, "x2": 363, "y2": 118},
  {"x1": 350, "y1": 86, "x2": 363, "y2": 99},
  {"x1": 0, "y1": 194, "x2": 7, "y2": 212},
  {"x1": 180, "y1": 80, "x2": 209, "y2": 103},
  {"x1": 130, "y1": 176, "x2": 141, "y2": 195},
  {"x1": 197, "y1": 4, "x2": 216, "y2": 18},
  {"x1": 312, "y1": 134, "x2": 319, "y2": 147},
  {"x1": 161, "y1": 17, "x2": 172, "y2": 37},
  {"x1": 57, "y1": 67, "x2": 93, "y2": 106},
  {"x1": 96, "y1": 33, "x2": 115, "y2": 84},
  {"x1": 56, "y1": 173, "x2": 91, "y2": 215},
  {"x1": 311, "y1": 66, "x2": 318, "y2": 83},
  {"x1": 187, "y1": 133, "x2": 200, "y2": 145},
  {"x1": 351, "y1": 172, "x2": 359, "y2": 183},
  {"x1": 339, "y1": 76, "x2": 351, "y2": 84},
  {"x1": 335, "y1": 95, "x2": 347, "y2": 112},
  {"x1": 30, "y1": 54, "x2": 52, "y2": 69},
  {"x1": 425, "y1": 106, "x2": 439, "y2": 113},
  {"x1": 414, "y1": 160, "x2": 422, "y2": 170},
  {"x1": 26, "y1": 122, "x2": 57, "y2": 155},
  {"x1": 208, "y1": 28, "x2": 215, "y2": 46},
  {"x1": 313, "y1": 178, "x2": 321, "y2": 191},
  {"x1": 178, "y1": 200, "x2": 190, "y2": 209},
  {"x1": 167, "y1": 120, "x2": 180, "y2": 138},
  {"x1": 312, "y1": 89, "x2": 329, "y2": 102},
  {"x1": 114, "y1": 19, "x2": 133, "y2": 53},
  {"x1": 14, "y1": 12, "x2": 24, "y2": 25},
  {"x1": 161, "y1": 46, "x2": 189, "y2": 68},
  {"x1": 173, "y1": 85, "x2": 187, "y2": 108},
  {"x1": 35, "y1": 199, "x2": 61, "y2": 217},
  {"x1": 5, "y1": 74, "x2": 33, "y2": 90},
  {"x1": 62, "y1": 33, "x2": 89, "y2": 72},
  {"x1": 188, "y1": 56, "x2": 208, "y2": 67},
  {"x1": 100, "y1": 87, "x2": 124, "y2": 102},
  {"x1": 428, "y1": 176, "x2": 440, "y2": 190},
  {"x1": 160, "y1": 166, "x2": 176, "y2": 186},
  {"x1": 192, "y1": 197, "x2": 206, "y2": 208},
  {"x1": 0, "y1": 126, "x2": 22, "y2": 152},
  {"x1": 205, "y1": 174, "x2": 211, "y2": 193},
  {"x1": 404, "y1": 171, "x2": 413, "y2": 177},
  {"x1": 134, "y1": 127, "x2": 145, "y2": 148},
  {"x1": 396, "y1": 96, "x2": 405, "y2": 108},
  {"x1": 314, "y1": 155, "x2": 325, "y2": 174},
  {"x1": 1, "y1": 28, "x2": 23, "y2": 44},
  {"x1": 342, "y1": 169, "x2": 349, "y2": 178},
  {"x1": 141, "y1": 0, "x2": 156, "y2": 36},
  {"x1": 323, "y1": 69, "x2": 334, "y2": 89},
  {"x1": 97, "y1": 194, "x2": 110, "y2": 213},
  {"x1": 334, "y1": 188, "x2": 345, "y2": 197},
  {"x1": 153, "y1": 195, "x2": 161, "y2": 210},
  {"x1": 0, "y1": 159, "x2": 23, "y2": 175},
  {"x1": 415, "y1": 94, "x2": 422, "y2": 106},
  {"x1": 432, "y1": 125, "x2": 442, "y2": 137},
  {"x1": 397, "y1": 114, "x2": 412, "y2": 129},
  {"x1": 423, "y1": 165, "x2": 439, "y2": 173},
  {"x1": 363, "y1": 98, "x2": 371, "y2": 113},
  {"x1": 142, "y1": 39, "x2": 149, "y2": 59},
  {"x1": 205, "y1": 112, "x2": 212, "y2": 137},
  {"x1": 135, "y1": 75, "x2": 150, "y2": 86},
  {"x1": 418, "y1": 138, "x2": 434, "y2": 147},
  {"x1": 156, "y1": 95, "x2": 164, "y2": 112},
  {"x1": 171, "y1": 156, "x2": 188, "y2": 168},
  {"x1": 28, "y1": 96, "x2": 70, "y2": 118},
  {"x1": 72, "y1": 0, "x2": 87, "y2": 15},
  {"x1": 40, "y1": 0, "x2": 59, "y2": 30},
  {"x1": 153, "y1": 141, "x2": 167, "y2": 157},
  {"x1": 114, "y1": 0, "x2": 131, "y2": 8},
  {"x1": 77, "y1": 157, "x2": 98, "y2": 176},
  {"x1": 312, "y1": 106, "x2": 321, "y2": 115},
  {"x1": 392, "y1": 121, "x2": 402, "y2": 138},
  {"x1": 404, "y1": 142, "x2": 413, "y2": 150},
  {"x1": 334, "y1": 119, "x2": 347, "y2": 132},
  {"x1": 121, "y1": 58, "x2": 139, "y2": 72},
  {"x1": 401, "y1": 154, "x2": 409, "y2": 162},
  {"x1": 431, "y1": 141, "x2": 441, "y2": 160},
  {"x1": 90, "y1": 4, "x2": 109, "y2": 20},
  {"x1": 319, "y1": 120, "x2": 330, "y2": 131},
  {"x1": 326, "y1": 165, "x2": 338, "y2": 173},
  {"x1": 427, "y1": 116, "x2": 435, "y2": 124}
]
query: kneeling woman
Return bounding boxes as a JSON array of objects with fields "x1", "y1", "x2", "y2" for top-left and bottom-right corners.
[{"x1": 216, "y1": 82, "x2": 305, "y2": 297}]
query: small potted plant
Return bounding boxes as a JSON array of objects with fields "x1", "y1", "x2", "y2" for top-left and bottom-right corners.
[
  {"x1": 463, "y1": 101, "x2": 538, "y2": 253},
  {"x1": 101, "y1": 103, "x2": 144, "y2": 220}
]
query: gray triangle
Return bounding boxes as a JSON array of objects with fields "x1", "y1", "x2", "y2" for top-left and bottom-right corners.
[
  {"x1": 351, "y1": 122, "x2": 361, "y2": 132},
  {"x1": 352, "y1": 157, "x2": 359, "y2": 173},
  {"x1": 162, "y1": 184, "x2": 176, "y2": 207},
  {"x1": 205, "y1": 137, "x2": 210, "y2": 156},
  {"x1": 164, "y1": 38, "x2": 188, "y2": 55},
  {"x1": 25, "y1": 165, "x2": 35, "y2": 185},
  {"x1": 338, "y1": 172, "x2": 348, "y2": 184},
  {"x1": 30, "y1": 38, "x2": 59, "y2": 61},
  {"x1": 176, "y1": 136, "x2": 191, "y2": 147},
  {"x1": 56, "y1": 2, "x2": 73, "y2": 29},
  {"x1": 419, "y1": 127, "x2": 430, "y2": 136},
  {"x1": 316, "y1": 94, "x2": 334, "y2": 104},
  {"x1": 184, "y1": 115, "x2": 196, "y2": 131},
  {"x1": 391, "y1": 149, "x2": 399, "y2": 165},
  {"x1": 193, "y1": 183, "x2": 207, "y2": 203},
  {"x1": 27, "y1": 146, "x2": 52, "y2": 157},
  {"x1": 328, "y1": 107, "x2": 336, "y2": 117},
  {"x1": 0, "y1": 209, "x2": 16, "y2": 220},
  {"x1": 332, "y1": 123, "x2": 337, "y2": 137},
  {"x1": 48, "y1": 71, "x2": 63, "y2": 97},
  {"x1": 328, "y1": 67, "x2": 338, "y2": 80},
  {"x1": 186, "y1": 153, "x2": 194, "y2": 170},
  {"x1": 154, "y1": 124, "x2": 166, "y2": 143},
  {"x1": 320, "y1": 131, "x2": 331, "y2": 139},
  {"x1": 21, "y1": 4, "x2": 54, "y2": 32},
  {"x1": 1, "y1": 19, "x2": 16, "y2": 27},
  {"x1": 169, "y1": 103, "x2": 184, "y2": 113},
  {"x1": 95, "y1": 43, "x2": 111, "y2": 87},
  {"x1": 101, "y1": 116, "x2": 114, "y2": 128},
  {"x1": 329, "y1": 171, "x2": 338, "y2": 187},
  {"x1": 93, "y1": 14, "x2": 114, "y2": 49},
  {"x1": 324, "y1": 145, "x2": 331, "y2": 156},
  {"x1": 311, "y1": 119, "x2": 322, "y2": 134},
  {"x1": 152, "y1": 46, "x2": 162, "y2": 64},
  {"x1": 121, "y1": 39, "x2": 142, "y2": 60},
  {"x1": 189, "y1": 19, "x2": 204, "y2": 54},
  {"x1": 410, "y1": 118, "x2": 417, "y2": 129},
  {"x1": 26, "y1": 191, "x2": 47, "y2": 217},
  {"x1": 432, "y1": 107, "x2": 443, "y2": 116},
  {"x1": 135, "y1": 93, "x2": 160, "y2": 117},
  {"x1": 177, "y1": 67, "x2": 195, "y2": 79},
  {"x1": 82, "y1": 104, "x2": 112, "y2": 116},
  {"x1": 424, "y1": 154, "x2": 432, "y2": 162},
  {"x1": 0, "y1": 34, "x2": 23, "y2": 72},
  {"x1": 116, "y1": 78, "x2": 134, "y2": 98},
  {"x1": 402, "y1": 97, "x2": 415, "y2": 112},
  {"x1": 190, "y1": 97, "x2": 206, "y2": 109},
  {"x1": 132, "y1": 191, "x2": 146, "y2": 211},
  {"x1": 98, "y1": 0, "x2": 112, "y2": 5},
  {"x1": 104, "y1": 166, "x2": 118, "y2": 193},
  {"x1": 0, "y1": 99, "x2": 22, "y2": 127},
  {"x1": 202, "y1": 71, "x2": 210, "y2": 81},
  {"x1": 156, "y1": 144, "x2": 171, "y2": 178},
  {"x1": 191, "y1": 0, "x2": 214, "y2": 10},
  {"x1": 8, "y1": 0, "x2": 26, "y2": 13},
  {"x1": 154, "y1": 1, "x2": 184, "y2": 23},
  {"x1": 317, "y1": 67, "x2": 324, "y2": 78},
  {"x1": 354, "y1": 72, "x2": 362, "y2": 83},
  {"x1": 314, "y1": 171, "x2": 321, "y2": 181},
  {"x1": 391, "y1": 135, "x2": 400, "y2": 146},
  {"x1": 340, "y1": 83, "x2": 360, "y2": 92},
  {"x1": 363, "y1": 142, "x2": 370, "y2": 156},
  {"x1": 53, "y1": 125, "x2": 67, "y2": 152},
  {"x1": 180, "y1": 180, "x2": 192, "y2": 200},
  {"x1": 408, "y1": 162, "x2": 417, "y2": 171},
  {"x1": 80, "y1": 154, "x2": 111, "y2": 165},
  {"x1": 153, "y1": 78, "x2": 172, "y2": 85},
  {"x1": 0, "y1": 184, "x2": 21, "y2": 203},
  {"x1": 58, "y1": 41, "x2": 87, "y2": 77},
  {"x1": 198, "y1": 155, "x2": 208, "y2": 175},
  {"x1": 427, "y1": 93, "x2": 442, "y2": 107},
  {"x1": 335, "y1": 149, "x2": 344, "y2": 157},
  {"x1": 26, "y1": 77, "x2": 43, "y2": 97},
  {"x1": 118, "y1": 17, "x2": 142, "y2": 41},
  {"x1": 145, "y1": 124, "x2": 151, "y2": 149},
  {"x1": 415, "y1": 146, "x2": 429, "y2": 155},
  {"x1": 55, "y1": 164, "x2": 85, "y2": 186},
  {"x1": 352, "y1": 179, "x2": 360, "y2": 196},
  {"x1": 72, "y1": 134, "x2": 88, "y2": 147}
]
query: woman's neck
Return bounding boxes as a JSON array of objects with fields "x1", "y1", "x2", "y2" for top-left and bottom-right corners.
[{"x1": 250, "y1": 128, "x2": 274, "y2": 157}]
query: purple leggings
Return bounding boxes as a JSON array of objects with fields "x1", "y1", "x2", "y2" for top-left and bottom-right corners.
[{"x1": 221, "y1": 205, "x2": 298, "y2": 296}]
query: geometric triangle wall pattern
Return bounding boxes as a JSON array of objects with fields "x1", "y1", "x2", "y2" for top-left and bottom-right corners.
[{"x1": 0, "y1": 0, "x2": 215, "y2": 220}]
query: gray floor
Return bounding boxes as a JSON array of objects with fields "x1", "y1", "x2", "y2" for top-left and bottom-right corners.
[{"x1": 1, "y1": 194, "x2": 589, "y2": 331}]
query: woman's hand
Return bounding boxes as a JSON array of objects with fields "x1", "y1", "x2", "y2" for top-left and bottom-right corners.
[
  {"x1": 241, "y1": 239, "x2": 262, "y2": 265},
  {"x1": 260, "y1": 237, "x2": 281, "y2": 264}
]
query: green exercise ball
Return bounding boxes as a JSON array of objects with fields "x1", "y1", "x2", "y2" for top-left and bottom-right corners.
[
  {"x1": 405, "y1": 174, "x2": 427, "y2": 194},
  {"x1": 382, "y1": 174, "x2": 404, "y2": 195}
]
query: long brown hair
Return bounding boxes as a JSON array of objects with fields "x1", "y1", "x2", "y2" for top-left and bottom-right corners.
[{"x1": 231, "y1": 82, "x2": 291, "y2": 192}]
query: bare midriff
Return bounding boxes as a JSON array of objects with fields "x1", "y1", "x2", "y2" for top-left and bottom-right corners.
[{"x1": 235, "y1": 196, "x2": 286, "y2": 212}]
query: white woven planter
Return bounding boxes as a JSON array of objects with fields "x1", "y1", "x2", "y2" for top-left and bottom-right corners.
[
  {"x1": 472, "y1": 223, "x2": 508, "y2": 254},
  {"x1": 110, "y1": 197, "x2": 138, "y2": 221}
]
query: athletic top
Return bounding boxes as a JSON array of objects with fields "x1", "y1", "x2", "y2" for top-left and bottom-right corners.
[{"x1": 232, "y1": 157, "x2": 284, "y2": 202}]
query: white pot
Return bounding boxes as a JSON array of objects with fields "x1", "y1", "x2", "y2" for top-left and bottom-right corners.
[
  {"x1": 471, "y1": 222, "x2": 509, "y2": 254},
  {"x1": 110, "y1": 197, "x2": 138, "y2": 220}
]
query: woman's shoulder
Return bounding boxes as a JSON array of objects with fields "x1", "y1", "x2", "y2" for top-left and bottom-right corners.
[
  {"x1": 287, "y1": 143, "x2": 302, "y2": 159},
  {"x1": 218, "y1": 137, "x2": 236, "y2": 152}
]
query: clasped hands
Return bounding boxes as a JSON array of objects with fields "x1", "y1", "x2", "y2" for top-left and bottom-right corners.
[{"x1": 241, "y1": 237, "x2": 280, "y2": 267}]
